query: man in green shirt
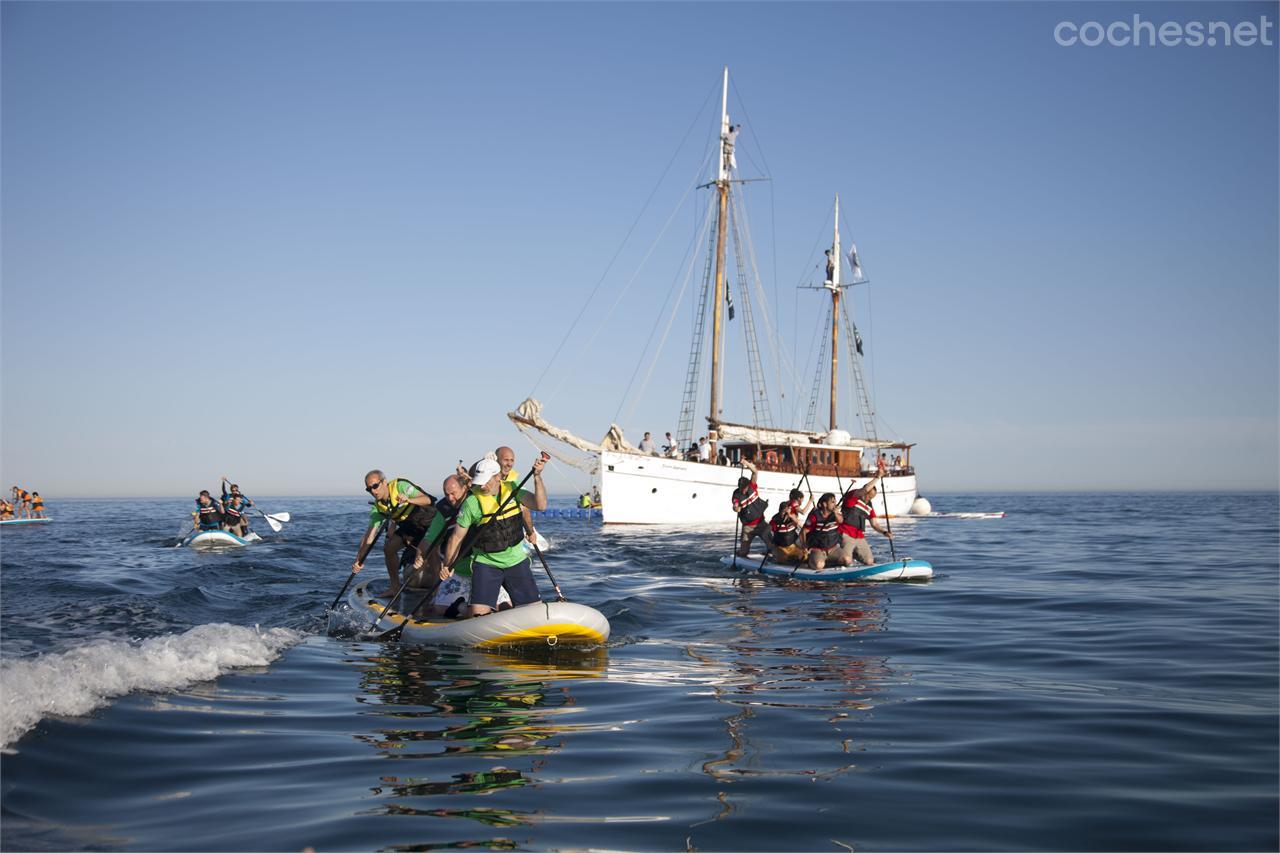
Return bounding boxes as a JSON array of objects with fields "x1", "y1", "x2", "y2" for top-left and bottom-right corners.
[
  {"x1": 442, "y1": 456, "x2": 547, "y2": 617},
  {"x1": 351, "y1": 469, "x2": 436, "y2": 599}
]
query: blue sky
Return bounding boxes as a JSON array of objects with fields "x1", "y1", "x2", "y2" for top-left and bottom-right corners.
[{"x1": 3, "y1": 1, "x2": 1276, "y2": 497}]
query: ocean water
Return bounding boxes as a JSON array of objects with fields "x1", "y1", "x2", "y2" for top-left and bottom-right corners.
[{"x1": 1, "y1": 492, "x2": 1276, "y2": 852}]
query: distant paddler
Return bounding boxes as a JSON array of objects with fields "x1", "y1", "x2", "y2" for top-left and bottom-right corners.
[
  {"x1": 352, "y1": 470, "x2": 437, "y2": 600},
  {"x1": 194, "y1": 489, "x2": 224, "y2": 531},
  {"x1": 29, "y1": 492, "x2": 45, "y2": 519},
  {"x1": 732, "y1": 461, "x2": 772, "y2": 557},
  {"x1": 221, "y1": 477, "x2": 255, "y2": 532},
  {"x1": 441, "y1": 455, "x2": 548, "y2": 618}
]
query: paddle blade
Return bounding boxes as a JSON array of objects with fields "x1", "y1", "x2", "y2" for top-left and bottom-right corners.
[
  {"x1": 265, "y1": 512, "x2": 290, "y2": 523},
  {"x1": 263, "y1": 515, "x2": 283, "y2": 533}
]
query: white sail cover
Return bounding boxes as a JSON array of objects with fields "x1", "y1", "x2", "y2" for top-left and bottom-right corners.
[
  {"x1": 715, "y1": 420, "x2": 899, "y2": 450},
  {"x1": 508, "y1": 397, "x2": 640, "y2": 474}
]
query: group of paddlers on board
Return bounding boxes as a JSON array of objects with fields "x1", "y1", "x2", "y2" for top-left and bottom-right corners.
[
  {"x1": 192, "y1": 478, "x2": 258, "y2": 536},
  {"x1": 732, "y1": 460, "x2": 893, "y2": 570},
  {"x1": 2, "y1": 486, "x2": 45, "y2": 520},
  {"x1": 348, "y1": 445, "x2": 554, "y2": 622}
]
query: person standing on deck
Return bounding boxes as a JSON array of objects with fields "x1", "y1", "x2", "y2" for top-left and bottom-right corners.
[
  {"x1": 442, "y1": 456, "x2": 548, "y2": 618},
  {"x1": 698, "y1": 436, "x2": 711, "y2": 463},
  {"x1": 839, "y1": 483, "x2": 893, "y2": 566},
  {"x1": 732, "y1": 461, "x2": 772, "y2": 556},
  {"x1": 352, "y1": 470, "x2": 437, "y2": 600}
]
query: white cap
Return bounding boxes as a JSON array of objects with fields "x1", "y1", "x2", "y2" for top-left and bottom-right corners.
[{"x1": 470, "y1": 458, "x2": 501, "y2": 486}]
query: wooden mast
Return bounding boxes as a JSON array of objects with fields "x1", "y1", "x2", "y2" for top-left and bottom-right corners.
[
  {"x1": 829, "y1": 195, "x2": 841, "y2": 431},
  {"x1": 708, "y1": 67, "x2": 731, "y2": 454}
]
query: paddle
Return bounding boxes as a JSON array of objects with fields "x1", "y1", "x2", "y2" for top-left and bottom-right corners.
[
  {"x1": 256, "y1": 511, "x2": 285, "y2": 533},
  {"x1": 878, "y1": 476, "x2": 897, "y2": 562},
  {"x1": 531, "y1": 542, "x2": 565, "y2": 601},
  {"x1": 174, "y1": 515, "x2": 196, "y2": 548},
  {"x1": 377, "y1": 456, "x2": 546, "y2": 641},
  {"x1": 331, "y1": 519, "x2": 389, "y2": 611}
]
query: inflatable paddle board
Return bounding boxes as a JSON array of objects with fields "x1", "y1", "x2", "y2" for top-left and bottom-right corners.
[
  {"x1": 185, "y1": 530, "x2": 262, "y2": 549},
  {"x1": 346, "y1": 579, "x2": 609, "y2": 648},
  {"x1": 0, "y1": 518, "x2": 52, "y2": 526},
  {"x1": 719, "y1": 553, "x2": 933, "y2": 581}
]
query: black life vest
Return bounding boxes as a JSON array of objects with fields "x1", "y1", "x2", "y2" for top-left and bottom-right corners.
[
  {"x1": 841, "y1": 494, "x2": 871, "y2": 535},
  {"x1": 196, "y1": 500, "x2": 222, "y2": 529},
  {"x1": 469, "y1": 484, "x2": 526, "y2": 554},
  {"x1": 806, "y1": 510, "x2": 841, "y2": 550},
  {"x1": 769, "y1": 505, "x2": 799, "y2": 546},
  {"x1": 733, "y1": 483, "x2": 767, "y2": 526},
  {"x1": 222, "y1": 502, "x2": 245, "y2": 524}
]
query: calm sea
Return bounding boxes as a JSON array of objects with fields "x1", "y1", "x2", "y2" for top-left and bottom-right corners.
[{"x1": 1, "y1": 492, "x2": 1276, "y2": 852}]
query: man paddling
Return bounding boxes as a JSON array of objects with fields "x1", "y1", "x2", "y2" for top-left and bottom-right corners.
[
  {"x1": 441, "y1": 456, "x2": 547, "y2": 618},
  {"x1": 803, "y1": 493, "x2": 845, "y2": 570},
  {"x1": 732, "y1": 461, "x2": 772, "y2": 557},
  {"x1": 414, "y1": 473, "x2": 511, "y2": 617},
  {"x1": 352, "y1": 470, "x2": 437, "y2": 600},
  {"x1": 839, "y1": 483, "x2": 893, "y2": 566}
]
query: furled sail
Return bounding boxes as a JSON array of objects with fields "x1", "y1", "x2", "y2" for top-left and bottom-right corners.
[{"x1": 508, "y1": 397, "x2": 640, "y2": 474}]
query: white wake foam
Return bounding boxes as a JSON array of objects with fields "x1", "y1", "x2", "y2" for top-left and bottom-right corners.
[{"x1": 0, "y1": 623, "x2": 303, "y2": 749}]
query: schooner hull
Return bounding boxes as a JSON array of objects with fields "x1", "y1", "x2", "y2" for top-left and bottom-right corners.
[{"x1": 599, "y1": 450, "x2": 917, "y2": 525}]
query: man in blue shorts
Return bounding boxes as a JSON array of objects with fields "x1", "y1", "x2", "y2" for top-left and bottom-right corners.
[{"x1": 441, "y1": 455, "x2": 548, "y2": 617}]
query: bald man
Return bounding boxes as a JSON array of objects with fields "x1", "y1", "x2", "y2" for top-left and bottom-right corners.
[
  {"x1": 495, "y1": 446, "x2": 540, "y2": 547},
  {"x1": 352, "y1": 469, "x2": 436, "y2": 599}
]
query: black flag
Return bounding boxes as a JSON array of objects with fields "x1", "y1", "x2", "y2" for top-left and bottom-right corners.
[{"x1": 726, "y1": 290, "x2": 735, "y2": 321}]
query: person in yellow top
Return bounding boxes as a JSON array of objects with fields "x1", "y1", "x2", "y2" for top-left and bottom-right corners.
[
  {"x1": 495, "y1": 446, "x2": 540, "y2": 546},
  {"x1": 29, "y1": 492, "x2": 45, "y2": 518},
  {"x1": 0, "y1": 499, "x2": 13, "y2": 519},
  {"x1": 351, "y1": 470, "x2": 437, "y2": 600}
]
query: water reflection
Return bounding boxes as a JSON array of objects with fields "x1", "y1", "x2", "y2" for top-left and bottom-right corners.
[
  {"x1": 695, "y1": 578, "x2": 900, "y2": 793},
  {"x1": 349, "y1": 644, "x2": 606, "y2": 841}
]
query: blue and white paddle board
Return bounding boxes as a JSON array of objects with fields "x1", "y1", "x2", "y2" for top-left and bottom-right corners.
[
  {"x1": 720, "y1": 553, "x2": 933, "y2": 581},
  {"x1": 0, "y1": 518, "x2": 52, "y2": 526}
]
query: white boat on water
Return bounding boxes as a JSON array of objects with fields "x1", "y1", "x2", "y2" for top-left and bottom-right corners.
[{"x1": 511, "y1": 68, "x2": 921, "y2": 525}]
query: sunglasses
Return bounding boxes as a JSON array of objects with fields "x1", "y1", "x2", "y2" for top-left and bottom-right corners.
[{"x1": 365, "y1": 480, "x2": 384, "y2": 494}]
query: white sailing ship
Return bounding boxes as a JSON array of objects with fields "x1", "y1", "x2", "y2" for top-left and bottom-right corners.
[{"x1": 511, "y1": 69, "x2": 920, "y2": 525}]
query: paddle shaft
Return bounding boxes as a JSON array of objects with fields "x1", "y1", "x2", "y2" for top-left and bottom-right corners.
[
  {"x1": 879, "y1": 476, "x2": 897, "y2": 560},
  {"x1": 330, "y1": 520, "x2": 388, "y2": 610},
  {"x1": 531, "y1": 542, "x2": 565, "y2": 601}
]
